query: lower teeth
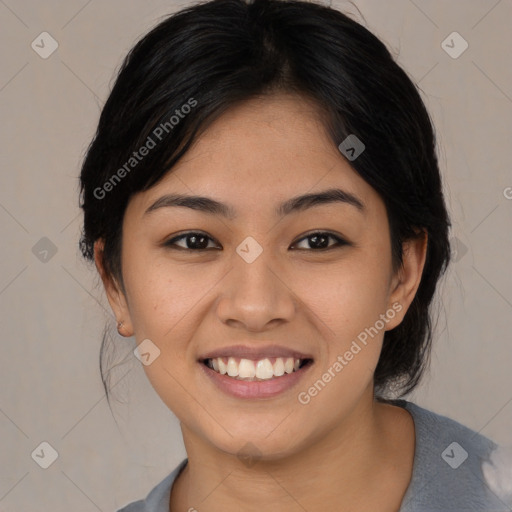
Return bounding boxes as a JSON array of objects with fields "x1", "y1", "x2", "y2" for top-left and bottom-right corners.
[{"x1": 229, "y1": 374, "x2": 287, "y2": 381}]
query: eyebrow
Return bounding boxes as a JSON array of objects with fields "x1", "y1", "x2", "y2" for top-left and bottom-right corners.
[{"x1": 144, "y1": 187, "x2": 365, "y2": 218}]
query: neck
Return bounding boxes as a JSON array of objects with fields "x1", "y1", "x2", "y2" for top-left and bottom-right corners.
[{"x1": 170, "y1": 391, "x2": 414, "y2": 512}]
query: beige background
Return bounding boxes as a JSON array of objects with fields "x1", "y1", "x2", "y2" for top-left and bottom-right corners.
[{"x1": 0, "y1": 0, "x2": 511, "y2": 510}]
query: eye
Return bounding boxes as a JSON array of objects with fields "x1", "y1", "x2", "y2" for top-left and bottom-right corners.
[
  {"x1": 290, "y1": 231, "x2": 348, "y2": 251},
  {"x1": 164, "y1": 231, "x2": 220, "y2": 251},
  {"x1": 163, "y1": 230, "x2": 348, "y2": 252}
]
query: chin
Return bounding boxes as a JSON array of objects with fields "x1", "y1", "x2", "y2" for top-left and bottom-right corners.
[{"x1": 198, "y1": 420, "x2": 310, "y2": 464}]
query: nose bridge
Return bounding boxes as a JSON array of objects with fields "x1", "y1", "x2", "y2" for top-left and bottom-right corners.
[
  {"x1": 235, "y1": 240, "x2": 276, "y2": 293},
  {"x1": 216, "y1": 236, "x2": 295, "y2": 330}
]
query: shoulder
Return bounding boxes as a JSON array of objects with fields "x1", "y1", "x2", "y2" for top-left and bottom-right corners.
[
  {"x1": 116, "y1": 459, "x2": 188, "y2": 512},
  {"x1": 395, "y1": 399, "x2": 511, "y2": 511}
]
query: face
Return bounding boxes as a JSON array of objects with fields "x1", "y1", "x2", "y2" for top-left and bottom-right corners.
[{"x1": 96, "y1": 93, "x2": 426, "y2": 460}]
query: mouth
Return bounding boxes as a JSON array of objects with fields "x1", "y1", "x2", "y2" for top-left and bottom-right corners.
[
  {"x1": 202, "y1": 356, "x2": 314, "y2": 381},
  {"x1": 198, "y1": 344, "x2": 315, "y2": 399},
  {"x1": 198, "y1": 347, "x2": 315, "y2": 399}
]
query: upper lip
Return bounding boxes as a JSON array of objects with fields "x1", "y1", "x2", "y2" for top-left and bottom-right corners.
[{"x1": 198, "y1": 344, "x2": 314, "y2": 361}]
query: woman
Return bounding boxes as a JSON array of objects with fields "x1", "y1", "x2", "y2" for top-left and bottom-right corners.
[{"x1": 78, "y1": 0, "x2": 510, "y2": 510}]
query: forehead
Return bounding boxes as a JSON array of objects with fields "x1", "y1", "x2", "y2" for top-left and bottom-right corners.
[
  {"x1": 183, "y1": 93, "x2": 336, "y2": 169},
  {"x1": 128, "y1": 93, "x2": 383, "y2": 220}
]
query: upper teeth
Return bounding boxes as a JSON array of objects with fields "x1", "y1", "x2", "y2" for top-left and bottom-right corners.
[{"x1": 207, "y1": 357, "x2": 302, "y2": 380}]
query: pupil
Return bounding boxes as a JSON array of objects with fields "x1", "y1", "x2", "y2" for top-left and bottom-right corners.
[
  {"x1": 189, "y1": 234, "x2": 207, "y2": 249},
  {"x1": 310, "y1": 234, "x2": 328, "y2": 249}
]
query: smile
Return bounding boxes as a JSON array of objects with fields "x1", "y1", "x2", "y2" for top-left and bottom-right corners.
[
  {"x1": 203, "y1": 356, "x2": 312, "y2": 381},
  {"x1": 200, "y1": 356, "x2": 314, "y2": 399}
]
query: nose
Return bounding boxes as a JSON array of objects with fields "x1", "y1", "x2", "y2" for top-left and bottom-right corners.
[{"x1": 215, "y1": 245, "x2": 296, "y2": 332}]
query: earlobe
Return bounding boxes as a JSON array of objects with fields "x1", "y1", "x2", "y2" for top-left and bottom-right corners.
[
  {"x1": 93, "y1": 239, "x2": 134, "y2": 337},
  {"x1": 387, "y1": 231, "x2": 428, "y2": 330}
]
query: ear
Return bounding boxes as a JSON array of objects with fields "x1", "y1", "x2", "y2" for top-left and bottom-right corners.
[
  {"x1": 385, "y1": 230, "x2": 428, "y2": 331},
  {"x1": 94, "y1": 239, "x2": 134, "y2": 337}
]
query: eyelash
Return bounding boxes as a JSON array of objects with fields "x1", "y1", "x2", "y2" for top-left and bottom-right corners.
[{"x1": 163, "y1": 231, "x2": 349, "y2": 252}]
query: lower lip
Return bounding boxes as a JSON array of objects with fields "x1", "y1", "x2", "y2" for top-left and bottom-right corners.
[{"x1": 199, "y1": 361, "x2": 313, "y2": 399}]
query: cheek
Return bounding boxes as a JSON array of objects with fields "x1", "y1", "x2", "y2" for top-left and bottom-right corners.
[
  {"x1": 293, "y1": 261, "x2": 391, "y2": 422},
  {"x1": 122, "y1": 261, "x2": 207, "y2": 414},
  {"x1": 122, "y1": 246, "x2": 202, "y2": 339},
  {"x1": 121, "y1": 249, "x2": 229, "y2": 385},
  {"x1": 294, "y1": 252, "x2": 393, "y2": 342}
]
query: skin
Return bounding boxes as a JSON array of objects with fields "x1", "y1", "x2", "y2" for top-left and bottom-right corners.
[{"x1": 94, "y1": 93, "x2": 427, "y2": 511}]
